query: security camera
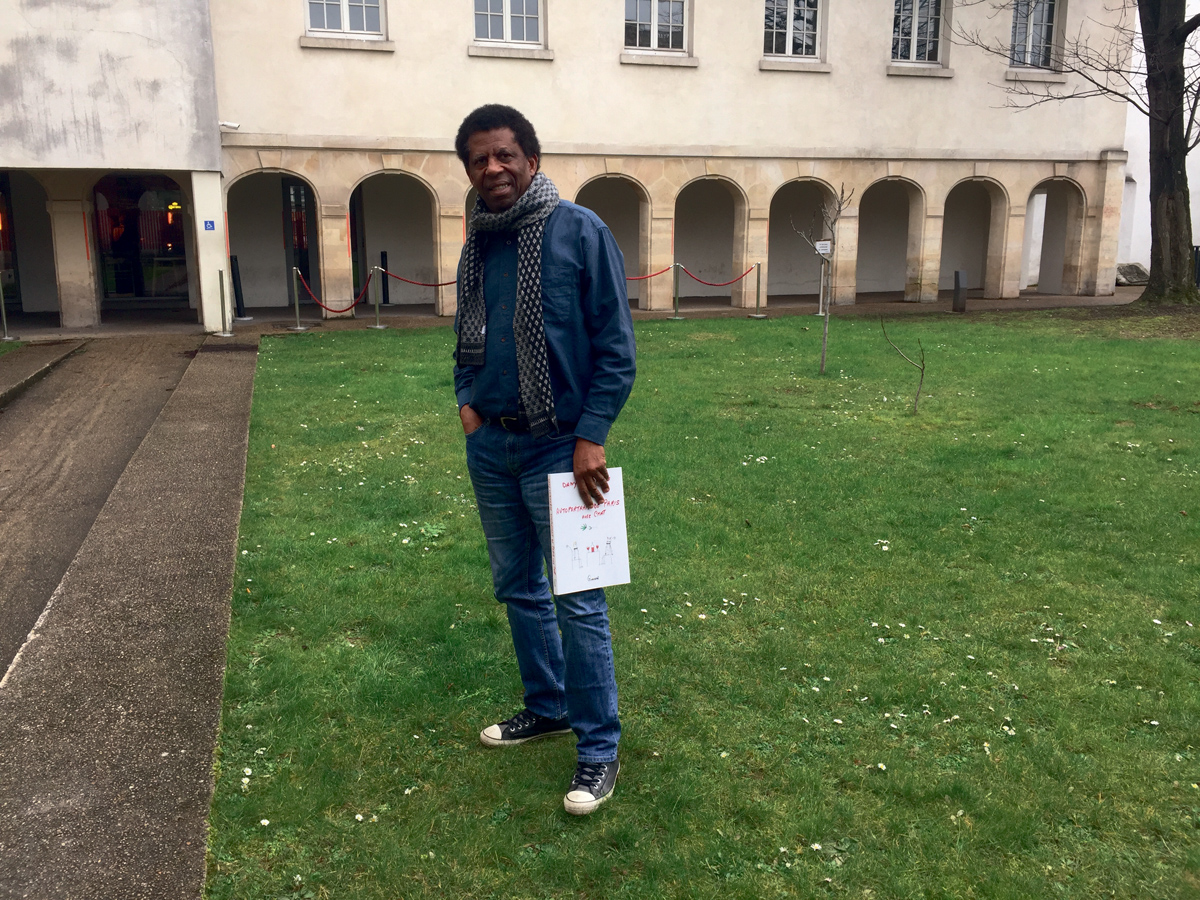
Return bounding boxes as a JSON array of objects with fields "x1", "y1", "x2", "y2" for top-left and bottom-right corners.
[{"x1": 219, "y1": 121, "x2": 240, "y2": 130}]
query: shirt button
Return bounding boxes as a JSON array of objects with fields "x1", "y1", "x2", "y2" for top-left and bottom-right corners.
[
  {"x1": 500, "y1": 337, "x2": 506, "y2": 342},
  {"x1": 506, "y1": 240, "x2": 512, "y2": 245},
  {"x1": 503, "y1": 369, "x2": 508, "y2": 375},
  {"x1": 501, "y1": 304, "x2": 507, "y2": 310}
]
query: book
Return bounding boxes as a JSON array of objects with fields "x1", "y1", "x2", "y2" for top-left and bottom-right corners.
[{"x1": 547, "y1": 467, "x2": 630, "y2": 595}]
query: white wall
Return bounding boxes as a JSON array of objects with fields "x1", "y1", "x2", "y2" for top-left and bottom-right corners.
[
  {"x1": 675, "y1": 181, "x2": 734, "y2": 298},
  {"x1": 9, "y1": 172, "x2": 58, "y2": 313},
  {"x1": 574, "y1": 179, "x2": 641, "y2": 302},
  {"x1": 360, "y1": 175, "x2": 436, "y2": 305},
  {"x1": 211, "y1": 0, "x2": 1129, "y2": 163},
  {"x1": 0, "y1": 1, "x2": 219, "y2": 171},
  {"x1": 1021, "y1": 192, "x2": 1047, "y2": 289},
  {"x1": 228, "y1": 173, "x2": 288, "y2": 308},
  {"x1": 768, "y1": 181, "x2": 828, "y2": 296},
  {"x1": 856, "y1": 181, "x2": 910, "y2": 293},
  {"x1": 938, "y1": 182, "x2": 990, "y2": 290}
]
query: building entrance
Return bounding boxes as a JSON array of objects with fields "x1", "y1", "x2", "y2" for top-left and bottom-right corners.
[{"x1": 94, "y1": 174, "x2": 188, "y2": 307}]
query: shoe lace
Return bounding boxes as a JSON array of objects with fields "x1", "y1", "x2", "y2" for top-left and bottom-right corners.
[
  {"x1": 571, "y1": 762, "x2": 607, "y2": 792},
  {"x1": 505, "y1": 709, "x2": 539, "y2": 730}
]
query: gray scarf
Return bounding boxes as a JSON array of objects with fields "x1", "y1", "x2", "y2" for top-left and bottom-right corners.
[{"x1": 456, "y1": 171, "x2": 561, "y2": 438}]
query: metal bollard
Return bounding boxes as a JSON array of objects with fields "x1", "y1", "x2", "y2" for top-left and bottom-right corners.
[
  {"x1": 368, "y1": 266, "x2": 387, "y2": 330},
  {"x1": 952, "y1": 270, "x2": 967, "y2": 313},
  {"x1": 231, "y1": 255, "x2": 253, "y2": 322},
  {"x1": 748, "y1": 262, "x2": 767, "y2": 319},
  {"x1": 0, "y1": 271, "x2": 16, "y2": 342},
  {"x1": 668, "y1": 264, "x2": 684, "y2": 320},
  {"x1": 288, "y1": 267, "x2": 309, "y2": 332},
  {"x1": 380, "y1": 251, "x2": 390, "y2": 304},
  {"x1": 215, "y1": 269, "x2": 234, "y2": 337}
]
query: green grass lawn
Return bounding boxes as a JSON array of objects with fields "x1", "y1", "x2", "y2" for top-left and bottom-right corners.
[
  {"x1": 206, "y1": 309, "x2": 1199, "y2": 900},
  {"x1": 0, "y1": 340, "x2": 22, "y2": 359}
]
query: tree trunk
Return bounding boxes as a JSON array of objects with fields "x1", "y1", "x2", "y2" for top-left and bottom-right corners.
[{"x1": 1139, "y1": 0, "x2": 1200, "y2": 303}]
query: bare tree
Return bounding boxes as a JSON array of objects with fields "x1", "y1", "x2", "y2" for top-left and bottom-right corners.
[
  {"x1": 955, "y1": 0, "x2": 1200, "y2": 304},
  {"x1": 880, "y1": 317, "x2": 927, "y2": 414},
  {"x1": 792, "y1": 185, "x2": 854, "y2": 373}
]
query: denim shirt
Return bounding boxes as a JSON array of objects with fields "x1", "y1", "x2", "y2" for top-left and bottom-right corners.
[{"x1": 454, "y1": 201, "x2": 637, "y2": 446}]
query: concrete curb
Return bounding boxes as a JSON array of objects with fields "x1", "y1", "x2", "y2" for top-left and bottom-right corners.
[
  {"x1": 0, "y1": 340, "x2": 87, "y2": 409},
  {"x1": 0, "y1": 335, "x2": 259, "y2": 900}
]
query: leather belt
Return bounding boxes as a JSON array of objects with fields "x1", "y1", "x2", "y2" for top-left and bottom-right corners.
[{"x1": 488, "y1": 417, "x2": 577, "y2": 435}]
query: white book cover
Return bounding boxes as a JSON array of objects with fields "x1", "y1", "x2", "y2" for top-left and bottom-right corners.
[{"x1": 548, "y1": 467, "x2": 630, "y2": 595}]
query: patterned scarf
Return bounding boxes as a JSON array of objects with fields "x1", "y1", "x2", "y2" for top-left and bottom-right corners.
[{"x1": 456, "y1": 171, "x2": 561, "y2": 438}]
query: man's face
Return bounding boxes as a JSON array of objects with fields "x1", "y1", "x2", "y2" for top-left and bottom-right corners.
[{"x1": 465, "y1": 127, "x2": 539, "y2": 213}]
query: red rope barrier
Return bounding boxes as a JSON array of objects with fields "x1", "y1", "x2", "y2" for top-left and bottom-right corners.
[
  {"x1": 677, "y1": 264, "x2": 755, "y2": 288},
  {"x1": 296, "y1": 269, "x2": 372, "y2": 314},
  {"x1": 626, "y1": 265, "x2": 675, "y2": 282},
  {"x1": 381, "y1": 268, "x2": 457, "y2": 288}
]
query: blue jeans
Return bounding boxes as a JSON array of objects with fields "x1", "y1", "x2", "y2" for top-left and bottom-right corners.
[{"x1": 464, "y1": 422, "x2": 620, "y2": 763}]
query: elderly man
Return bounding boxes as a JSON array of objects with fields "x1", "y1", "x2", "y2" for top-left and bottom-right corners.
[{"x1": 452, "y1": 104, "x2": 636, "y2": 815}]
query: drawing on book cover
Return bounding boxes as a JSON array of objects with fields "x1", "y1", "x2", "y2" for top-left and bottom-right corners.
[{"x1": 548, "y1": 468, "x2": 630, "y2": 595}]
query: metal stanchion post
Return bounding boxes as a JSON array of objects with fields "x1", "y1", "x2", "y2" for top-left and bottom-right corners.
[
  {"x1": 0, "y1": 273, "x2": 16, "y2": 342},
  {"x1": 215, "y1": 269, "x2": 234, "y2": 337},
  {"x1": 368, "y1": 266, "x2": 387, "y2": 330},
  {"x1": 231, "y1": 255, "x2": 253, "y2": 322},
  {"x1": 749, "y1": 261, "x2": 767, "y2": 319},
  {"x1": 668, "y1": 264, "x2": 684, "y2": 320},
  {"x1": 288, "y1": 267, "x2": 309, "y2": 332}
]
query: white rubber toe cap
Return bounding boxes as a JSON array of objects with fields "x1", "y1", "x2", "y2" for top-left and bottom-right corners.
[{"x1": 480, "y1": 724, "x2": 504, "y2": 746}]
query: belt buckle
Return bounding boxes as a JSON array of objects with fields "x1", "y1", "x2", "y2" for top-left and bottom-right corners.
[{"x1": 499, "y1": 416, "x2": 520, "y2": 432}]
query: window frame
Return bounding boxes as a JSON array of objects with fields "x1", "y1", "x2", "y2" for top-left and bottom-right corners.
[
  {"x1": 305, "y1": 0, "x2": 387, "y2": 40},
  {"x1": 1009, "y1": 0, "x2": 1059, "y2": 69},
  {"x1": 890, "y1": 0, "x2": 947, "y2": 66},
  {"x1": 473, "y1": 0, "x2": 546, "y2": 47},
  {"x1": 763, "y1": 0, "x2": 823, "y2": 61},
  {"x1": 623, "y1": 0, "x2": 692, "y2": 56}
]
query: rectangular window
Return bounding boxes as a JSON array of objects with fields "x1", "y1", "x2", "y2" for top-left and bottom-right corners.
[
  {"x1": 1011, "y1": 0, "x2": 1056, "y2": 68},
  {"x1": 625, "y1": 0, "x2": 685, "y2": 51},
  {"x1": 891, "y1": 0, "x2": 941, "y2": 63},
  {"x1": 475, "y1": 0, "x2": 540, "y2": 43},
  {"x1": 764, "y1": 0, "x2": 819, "y2": 57},
  {"x1": 309, "y1": 0, "x2": 382, "y2": 34}
]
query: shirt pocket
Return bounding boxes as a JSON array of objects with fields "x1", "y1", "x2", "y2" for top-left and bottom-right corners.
[{"x1": 541, "y1": 264, "x2": 580, "y2": 325}]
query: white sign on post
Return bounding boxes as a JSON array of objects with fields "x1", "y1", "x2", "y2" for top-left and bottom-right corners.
[
  {"x1": 814, "y1": 240, "x2": 832, "y2": 257},
  {"x1": 548, "y1": 468, "x2": 630, "y2": 595}
]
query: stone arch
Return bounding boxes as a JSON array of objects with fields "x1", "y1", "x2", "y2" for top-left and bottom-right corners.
[
  {"x1": 857, "y1": 177, "x2": 926, "y2": 299},
  {"x1": 574, "y1": 174, "x2": 651, "y2": 306},
  {"x1": 767, "y1": 178, "x2": 837, "y2": 298},
  {"x1": 939, "y1": 177, "x2": 1009, "y2": 297},
  {"x1": 226, "y1": 169, "x2": 322, "y2": 309},
  {"x1": 673, "y1": 175, "x2": 750, "y2": 303},
  {"x1": 349, "y1": 171, "x2": 439, "y2": 306},
  {"x1": 0, "y1": 169, "x2": 57, "y2": 321},
  {"x1": 1022, "y1": 178, "x2": 1087, "y2": 295}
]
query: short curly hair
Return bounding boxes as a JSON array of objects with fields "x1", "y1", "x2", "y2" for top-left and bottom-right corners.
[{"x1": 454, "y1": 104, "x2": 541, "y2": 167}]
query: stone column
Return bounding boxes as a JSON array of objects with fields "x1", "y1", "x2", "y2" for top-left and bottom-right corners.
[
  {"x1": 904, "y1": 192, "x2": 929, "y2": 302},
  {"x1": 733, "y1": 208, "x2": 769, "y2": 309},
  {"x1": 319, "y1": 203, "x2": 354, "y2": 319},
  {"x1": 914, "y1": 211, "x2": 944, "y2": 302},
  {"x1": 1085, "y1": 150, "x2": 1128, "y2": 296},
  {"x1": 983, "y1": 189, "x2": 1011, "y2": 298},
  {"x1": 646, "y1": 213, "x2": 676, "y2": 310},
  {"x1": 189, "y1": 171, "x2": 230, "y2": 333},
  {"x1": 435, "y1": 208, "x2": 464, "y2": 317},
  {"x1": 1000, "y1": 206, "x2": 1027, "y2": 298},
  {"x1": 46, "y1": 200, "x2": 100, "y2": 328},
  {"x1": 830, "y1": 212, "x2": 858, "y2": 305}
]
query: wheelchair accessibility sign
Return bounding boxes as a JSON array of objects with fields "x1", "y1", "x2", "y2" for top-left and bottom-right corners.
[{"x1": 204, "y1": 220, "x2": 215, "y2": 231}]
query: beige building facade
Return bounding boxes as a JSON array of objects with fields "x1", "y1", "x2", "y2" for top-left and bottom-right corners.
[{"x1": 1, "y1": 0, "x2": 1130, "y2": 331}]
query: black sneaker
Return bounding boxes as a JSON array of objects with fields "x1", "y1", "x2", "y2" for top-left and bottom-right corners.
[
  {"x1": 563, "y1": 758, "x2": 619, "y2": 815},
  {"x1": 479, "y1": 709, "x2": 572, "y2": 748}
]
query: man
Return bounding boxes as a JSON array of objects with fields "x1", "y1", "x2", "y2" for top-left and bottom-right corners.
[{"x1": 452, "y1": 104, "x2": 636, "y2": 816}]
